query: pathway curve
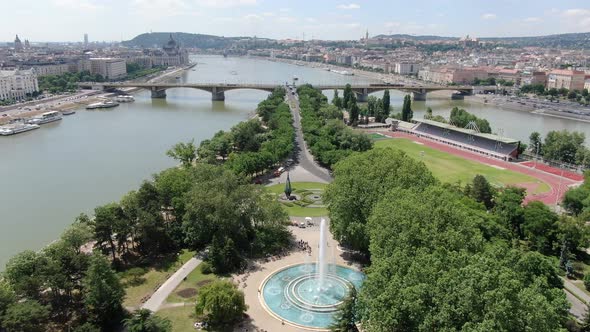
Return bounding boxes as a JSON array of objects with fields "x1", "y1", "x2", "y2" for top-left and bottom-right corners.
[{"x1": 142, "y1": 256, "x2": 202, "y2": 312}]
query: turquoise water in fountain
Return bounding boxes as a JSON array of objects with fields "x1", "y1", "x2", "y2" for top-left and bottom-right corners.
[{"x1": 262, "y1": 263, "x2": 365, "y2": 329}]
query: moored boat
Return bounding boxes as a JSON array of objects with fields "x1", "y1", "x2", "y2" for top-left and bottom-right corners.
[
  {"x1": 27, "y1": 111, "x2": 63, "y2": 125},
  {"x1": 0, "y1": 123, "x2": 40, "y2": 136},
  {"x1": 86, "y1": 100, "x2": 120, "y2": 110},
  {"x1": 114, "y1": 95, "x2": 135, "y2": 103},
  {"x1": 61, "y1": 110, "x2": 76, "y2": 115}
]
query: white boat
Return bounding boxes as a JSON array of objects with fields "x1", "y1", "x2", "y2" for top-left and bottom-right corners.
[
  {"x1": 0, "y1": 123, "x2": 40, "y2": 136},
  {"x1": 114, "y1": 95, "x2": 135, "y2": 103},
  {"x1": 61, "y1": 110, "x2": 76, "y2": 115},
  {"x1": 86, "y1": 100, "x2": 120, "y2": 110},
  {"x1": 27, "y1": 111, "x2": 63, "y2": 125}
]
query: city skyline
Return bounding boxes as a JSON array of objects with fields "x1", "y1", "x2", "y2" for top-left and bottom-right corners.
[{"x1": 2, "y1": 0, "x2": 590, "y2": 42}]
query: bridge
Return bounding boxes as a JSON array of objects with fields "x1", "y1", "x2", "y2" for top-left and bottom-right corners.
[{"x1": 78, "y1": 82, "x2": 474, "y2": 101}]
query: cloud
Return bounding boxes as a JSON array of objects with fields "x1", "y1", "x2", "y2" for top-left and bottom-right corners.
[
  {"x1": 261, "y1": 12, "x2": 275, "y2": 17},
  {"x1": 481, "y1": 13, "x2": 497, "y2": 20},
  {"x1": 196, "y1": 0, "x2": 257, "y2": 8},
  {"x1": 306, "y1": 18, "x2": 317, "y2": 23},
  {"x1": 279, "y1": 8, "x2": 291, "y2": 12},
  {"x1": 523, "y1": 17, "x2": 542, "y2": 23},
  {"x1": 53, "y1": 0, "x2": 102, "y2": 11},
  {"x1": 276, "y1": 16, "x2": 297, "y2": 23},
  {"x1": 561, "y1": 8, "x2": 590, "y2": 17},
  {"x1": 243, "y1": 14, "x2": 263, "y2": 22},
  {"x1": 337, "y1": 3, "x2": 360, "y2": 10},
  {"x1": 384, "y1": 22, "x2": 401, "y2": 28},
  {"x1": 559, "y1": 8, "x2": 590, "y2": 31},
  {"x1": 133, "y1": 0, "x2": 196, "y2": 18}
]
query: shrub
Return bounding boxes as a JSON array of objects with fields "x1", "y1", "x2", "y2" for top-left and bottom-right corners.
[{"x1": 201, "y1": 261, "x2": 213, "y2": 275}]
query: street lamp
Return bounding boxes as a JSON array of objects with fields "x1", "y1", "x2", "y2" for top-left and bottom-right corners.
[{"x1": 534, "y1": 142, "x2": 540, "y2": 169}]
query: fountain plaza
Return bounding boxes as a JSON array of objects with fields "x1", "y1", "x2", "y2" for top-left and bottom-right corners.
[{"x1": 234, "y1": 217, "x2": 365, "y2": 332}]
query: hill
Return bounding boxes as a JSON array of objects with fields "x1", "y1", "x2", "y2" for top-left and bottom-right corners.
[
  {"x1": 122, "y1": 32, "x2": 245, "y2": 49},
  {"x1": 374, "y1": 32, "x2": 590, "y2": 48}
]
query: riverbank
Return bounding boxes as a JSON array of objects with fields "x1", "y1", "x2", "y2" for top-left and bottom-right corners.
[
  {"x1": 0, "y1": 64, "x2": 195, "y2": 125},
  {"x1": 258, "y1": 56, "x2": 590, "y2": 123}
]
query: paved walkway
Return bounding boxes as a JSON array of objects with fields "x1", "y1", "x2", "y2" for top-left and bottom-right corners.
[
  {"x1": 285, "y1": 91, "x2": 332, "y2": 183},
  {"x1": 142, "y1": 256, "x2": 202, "y2": 312},
  {"x1": 562, "y1": 277, "x2": 589, "y2": 321}
]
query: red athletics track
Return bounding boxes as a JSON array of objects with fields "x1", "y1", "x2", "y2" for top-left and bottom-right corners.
[{"x1": 378, "y1": 131, "x2": 581, "y2": 205}]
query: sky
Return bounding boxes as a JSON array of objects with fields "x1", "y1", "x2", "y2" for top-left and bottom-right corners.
[{"x1": 3, "y1": 0, "x2": 590, "y2": 42}]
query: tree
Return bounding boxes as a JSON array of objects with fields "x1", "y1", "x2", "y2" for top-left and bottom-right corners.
[
  {"x1": 343, "y1": 84, "x2": 353, "y2": 110},
  {"x1": 1, "y1": 300, "x2": 50, "y2": 332},
  {"x1": 360, "y1": 186, "x2": 569, "y2": 332},
  {"x1": 332, "y1": 89, "x2": 342, "y2": 109},
  {"x1": 382, "y1": 90, "x2": 391, "y2": 116},
  {"x1": 529, "y1": 131, "x2": 543, "y2": 155},
  {"x1": 72, "y1": 322, "x2": 102, "y2": 332},
  {"x1": 470, "y1": 174, "x2": 494, "y2": 210},
  {"x1": 543, "y1": 130, "x2": 585, "y2": 164},
  {"x1": 325, "y1": 148, "x2": 436, "y2": 253},
  {"x1": 330, "y1": 287, "x2": 358, "y2": 332},
  {"x1": 366, "y1": 96, "x2": 377, "y2": 117},
  {"x1": 195, "y1": 280, "x2": 247, "y2": 328},
  {"x1": 583, "y1": 88, "x2": 589, "y2": 97},
  {"x1": 401, "y1": 94, "x2": 413, "y2": 121},
  {"x1": 166, "y1": 140, "x2": 197, "y2": 167},
  {"x1": 523, "y1": 201, "x2": 558, "y2": 254},
  {"x1": 124, "y1": 309, "x2": 172, "y2": 332},
  {"x1": 3, "y1": 250, "x2": 48, "y2": 300},
  {"x1": 0, "y1": 281, "x2": 15, "y2": 329},
  {"x1": 83, "y1": 254, "x2": 125, "y2": 329},
  {"x1": 425, "y1": 107, "x2": 433, "y2": 119},
  {"x1": 93, "y1": 203, "x2": 125, "y2": 262},
  {"x1": 347, "y1": 95, "x2": 359, "y2": 126},
  {"x1": 208, "y1": 235, "x2": 242, "y2": 273},
  {"x1": 493, "y1": 187, "x2": 526, "y2": 238}
]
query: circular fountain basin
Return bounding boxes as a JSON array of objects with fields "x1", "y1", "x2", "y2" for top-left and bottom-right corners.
[{"x1": 260, "y1": 263, "x2": 365, "y2": 330}]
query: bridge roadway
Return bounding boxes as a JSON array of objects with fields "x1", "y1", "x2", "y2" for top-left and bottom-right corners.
[{"x1": 78, "y1": 82, "x2": 475, "y2": 101}]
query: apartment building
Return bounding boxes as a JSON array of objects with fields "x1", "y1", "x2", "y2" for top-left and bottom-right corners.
[
  {"x1": 89, "y1": 58, "x2": 127, "y2": 80},
  {"x1": 0, "y1": 69, "x2": 38, "y2": 101},
  {"x1": 546, "y1": 69, "x2": 586, "y2": 91}
]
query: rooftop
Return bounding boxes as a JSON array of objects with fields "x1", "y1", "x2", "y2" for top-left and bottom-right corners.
[{"x1": 415, "y1": 119, "x2": 520, "y2": 144}]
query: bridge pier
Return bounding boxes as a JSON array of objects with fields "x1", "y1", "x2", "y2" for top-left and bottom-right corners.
[
  {"x1": 451, "y1": 90, "x2": 472, "y2": 100},
  {"x1": 411, "y1": 91, "x2": 427, "y2": 101},
  {"x1": 211, "y1": 87, "x2": 225, "y2": 101},
  {"x1": 354, "y1": 88, "x2": 369, "y2": 102},
  {"x1": 151, "y1": 88, "x2": 167, "y2": 99}
]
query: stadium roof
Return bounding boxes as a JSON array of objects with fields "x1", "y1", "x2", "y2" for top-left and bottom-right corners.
[{"x1": 415, "y1": 119, "x2": 519, "y2": 144}]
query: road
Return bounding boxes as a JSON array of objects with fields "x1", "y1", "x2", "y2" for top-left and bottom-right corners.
[
  {"x1": 141, "y1": 256, "x2": 202, "y2": 312},
  {"x1": 562, "y1": 277, "x2": 589, "y2": 321},
  {"x1": 285, "y1": 88, "x2": 332, "y2": 183}
]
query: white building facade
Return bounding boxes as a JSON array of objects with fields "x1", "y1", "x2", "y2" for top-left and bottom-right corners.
[
  {"x1": 394, "y1": 62, "x2": 421, "y2": 75},
  {"x1": 89, "y1": 58, "x2": 127, "y2": 80},
  {"x1": 0, "y1": 69, "x2": 39, "y2": 101}
]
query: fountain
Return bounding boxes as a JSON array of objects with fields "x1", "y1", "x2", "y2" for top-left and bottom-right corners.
[{"x1": 260, "y1": 218, "x2": 365, "y2": 330}]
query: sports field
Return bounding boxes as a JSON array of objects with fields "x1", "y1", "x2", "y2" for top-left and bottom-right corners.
[{"x1": 375, "y1": 137, "x2": 550, "y2": 194}]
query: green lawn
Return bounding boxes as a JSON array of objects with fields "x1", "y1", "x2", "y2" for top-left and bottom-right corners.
[
  {"x1": 166, "y1": 263, "x2": 218, "y2": 304},
  {"x1": 121, "y1": 249, "x2": 195, "y2": 308},
  {"x1": 375, "y1": 138, "x2": 550, "y2": 193},
  {"x1": 156, "y1": 306, "x2": 203, "y2": 332},
  {"x1": 266, "y1": 182, "x2": 328, "y2": 217}
]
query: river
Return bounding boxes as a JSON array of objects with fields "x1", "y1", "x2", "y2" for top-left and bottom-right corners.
[{"x1": 0, "y1": 55, "x2": 588, "y2": 269}]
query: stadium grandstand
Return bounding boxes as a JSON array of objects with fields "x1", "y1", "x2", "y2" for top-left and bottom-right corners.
[{"x1": 393, "y1": 119, "x2": 521, "y2": 161}]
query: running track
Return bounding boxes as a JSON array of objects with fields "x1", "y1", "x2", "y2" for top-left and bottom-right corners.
[{"x1": 379, "y1": 132, "x2": 581, "y2": 205}]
